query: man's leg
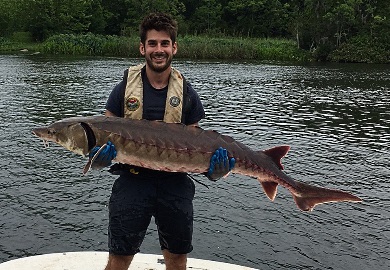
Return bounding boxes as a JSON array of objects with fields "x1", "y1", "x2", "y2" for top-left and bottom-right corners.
[
  {"x1": 157, "y1": 176, "x2": 195, "y2": 270},
  {"x1": 104, "y1": 254, "x2": 133, "y2": 270},
  {"x1": 162, "y1": 249, "x2": 187, "y2": 270},
  {"x1": 106, "y1": 175, "x2": 155, "y2": 270}
]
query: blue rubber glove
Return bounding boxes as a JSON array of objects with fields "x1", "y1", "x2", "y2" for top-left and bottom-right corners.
[
  {"x1": 206, "y1": 147, "x2": 235, "y2": 181},
  {"x1": 89, "y1": 141, "x2": 117, "y2": 168}
]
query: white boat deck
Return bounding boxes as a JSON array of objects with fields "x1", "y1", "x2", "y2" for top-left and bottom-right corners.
[{"x1": 0, "y1": 251, "x2": 258, "y2": 270}]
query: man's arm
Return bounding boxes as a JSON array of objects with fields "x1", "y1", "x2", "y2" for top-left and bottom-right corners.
[{"x1": 102, "y1": 112, "x2": 234, "y2": 179}]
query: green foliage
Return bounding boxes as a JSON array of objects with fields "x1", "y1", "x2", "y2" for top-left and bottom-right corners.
[
  {"x1": 11, "y1": 32, "x2": 33, "y2": 43},
  {"x1": 42, "y1": 33, "x2": 139, "y2": 56},
  {"x1": 16, "y1": 0, "x2": 98, "y2": 41},
  {"x1": 328, "y1": 34, "x2": 390, "y2": 63},
  {"x1": 0, "y1": 0, "x2": 389, "y2": 63},
  {"x1": 172, "y1": 35, "x2": 309, "y2": 61},
  {"x1": 39, "y1": 33, "x2": 310, "y2": 61},
  {"x1": 0, "y1": 38, "x2": 13, "y2": 50},
  {"x1": 224, "y1": 0, "x2": 290, "y2": 37},
  {"x1": 0, "y1": 36, "x2": 42, "y2": 52},
  {"x1": 103, "y1": 0, "x2": 186, "y2": 35},
  {"x1": 189, "y1": 0, "x2": 223, "y2": 34},
  {"x1": 87, "y1": 0, "x2": 107, "y2": 34},
  {"x1": 0, "y1": 0, "x2": 27, "y2": 36}
]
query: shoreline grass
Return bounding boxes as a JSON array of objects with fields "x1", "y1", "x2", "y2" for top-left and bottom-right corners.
[
  {"x1": 0, "y1": 33, "x2": 310, "y2": 62},
  {"x1": 0, "y1": 37, "x2": 42, "y2": 53}
]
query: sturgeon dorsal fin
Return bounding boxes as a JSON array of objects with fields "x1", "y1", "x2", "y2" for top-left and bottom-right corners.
[{"x1": 262, "y1": 145, "x2": 290, "y2": 170}]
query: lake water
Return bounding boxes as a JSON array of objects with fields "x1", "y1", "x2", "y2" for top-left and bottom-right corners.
[{"x1": 0, "y1": 54, "x2": 389, "y2": 269}]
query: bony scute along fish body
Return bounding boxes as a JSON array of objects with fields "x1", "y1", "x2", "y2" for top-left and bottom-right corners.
[{"x1": 32, "y1": 115, "x2": 362, "y2": 211}]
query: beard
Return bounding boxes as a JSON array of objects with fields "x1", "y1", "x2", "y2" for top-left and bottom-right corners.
[{"x1": 145, "y1": 52, "x2": 173, "y2": 73}]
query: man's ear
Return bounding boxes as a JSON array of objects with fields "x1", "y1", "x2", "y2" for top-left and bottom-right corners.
[
  {"x1": 139, "y1": 42, "x2": 145, "y2": 55},
  {"x1": 173, "y1": 42, "x2": 178, "y2": 55}
]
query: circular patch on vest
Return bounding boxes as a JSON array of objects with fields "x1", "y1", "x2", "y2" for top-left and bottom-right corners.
[
  {"x1": 126, "y1": 97, "x2": 140, "y2": 111},
  {"x1": 169, "y1": 96, "x2": 181, "y2": 107}
]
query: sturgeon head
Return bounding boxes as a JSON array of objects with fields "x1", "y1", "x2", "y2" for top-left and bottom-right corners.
[{"x1": 32, "y1": 117, "x2": 96, "y2": 156}]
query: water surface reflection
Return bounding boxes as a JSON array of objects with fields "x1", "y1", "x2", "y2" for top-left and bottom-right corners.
[{"x1": 0, "y1": 55, "x2": 388, "y2": 269}]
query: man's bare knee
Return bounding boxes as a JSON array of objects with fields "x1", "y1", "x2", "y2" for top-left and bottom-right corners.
[{"x1": 104, "y1": 254, "x2": 134, "y2": 270}]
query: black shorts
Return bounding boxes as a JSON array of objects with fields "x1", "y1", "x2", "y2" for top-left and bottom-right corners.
[{"x1": 107, "y1": 171, "x2": 195, "y2": 255}]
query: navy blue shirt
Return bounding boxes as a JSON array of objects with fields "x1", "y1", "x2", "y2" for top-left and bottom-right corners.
[
  {"x1": 106, "y1": 68, "x2": 205, "y2": 125},
  {"x1": 105, "y1": 68, "x2": 205, "y2": 177}
]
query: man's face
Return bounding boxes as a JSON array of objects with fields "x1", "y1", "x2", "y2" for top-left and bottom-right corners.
[{"x1": 140, "y1": 29, "x2": 177, "y2": 73}]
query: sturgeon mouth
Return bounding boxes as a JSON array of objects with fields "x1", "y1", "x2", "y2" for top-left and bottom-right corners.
[
  {"x1": 42, "y1": 139, "x2": 49, "y2": 148},
  {"x1": 31, "y1": 128, "x2": 51, "y2": 148}
]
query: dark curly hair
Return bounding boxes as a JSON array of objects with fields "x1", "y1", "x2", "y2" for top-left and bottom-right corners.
[{"x1": 139, "y1": 13, "x2": 178, "y2": 44}]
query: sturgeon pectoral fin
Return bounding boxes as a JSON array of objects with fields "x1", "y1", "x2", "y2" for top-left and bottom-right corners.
[
  {"x1": 261, "y1": 182, "x2": 278, "y2": 201},
  {"x1": 291, "y1": 181, "x2": 362, "y2": 211},
  {"x1": 82, "y1": 143, "x2": 107, "y2": 175}
]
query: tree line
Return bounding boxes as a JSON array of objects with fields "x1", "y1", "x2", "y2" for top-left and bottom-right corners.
[{"x1": 1, "y1": 0, "x2": 389, "y2": 61}]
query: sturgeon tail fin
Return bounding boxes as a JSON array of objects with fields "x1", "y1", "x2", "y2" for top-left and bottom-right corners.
[{"x1": 291, "y1": 181, "x2": 362, "y2": 211}]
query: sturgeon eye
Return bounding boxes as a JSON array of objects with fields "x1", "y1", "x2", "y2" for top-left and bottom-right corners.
[{"x1": 48, "y1": 129, "x2": 56, "y2": 135}]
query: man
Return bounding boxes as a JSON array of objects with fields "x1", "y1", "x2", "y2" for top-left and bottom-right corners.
[{"x1": 92, "y1": 13, "x2": 235, "y2": 270}]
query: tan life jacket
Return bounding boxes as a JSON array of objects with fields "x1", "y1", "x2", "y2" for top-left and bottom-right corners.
[{"x1": 123, "y1": 64, "x2": 184, "y2": 123}]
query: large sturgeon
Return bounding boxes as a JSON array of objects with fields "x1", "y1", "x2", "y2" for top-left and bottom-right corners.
[{"x1": 32, "y1": 115, "x2": 362, "y2": 211}]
